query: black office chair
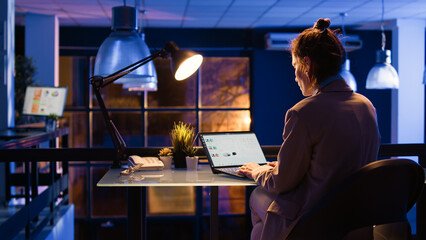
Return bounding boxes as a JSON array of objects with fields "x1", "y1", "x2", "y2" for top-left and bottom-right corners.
[{"x1": 286, "y1": 159, "x2": 425, "y2": 240}]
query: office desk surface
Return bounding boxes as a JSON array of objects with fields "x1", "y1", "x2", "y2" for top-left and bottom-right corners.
[
  {"x1": 97, "y1": 164, "x2": 256, "y2": 240},
  {"x1": 97, "y1": 164, "x2": 257, "y2": 187}
]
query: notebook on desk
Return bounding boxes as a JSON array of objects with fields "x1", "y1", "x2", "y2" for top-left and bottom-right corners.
[{"x1": 199, "y1": 131, "x2": 268, "y2": 178}]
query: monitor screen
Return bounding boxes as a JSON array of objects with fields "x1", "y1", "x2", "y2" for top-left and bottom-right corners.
[{"x1": 22, "y1": 86, "x2": 68, "y2": 117}]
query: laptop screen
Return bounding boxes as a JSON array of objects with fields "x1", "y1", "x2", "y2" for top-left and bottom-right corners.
[{"x1": 199, "y1": 132, "x2": 267, "y2": 167}]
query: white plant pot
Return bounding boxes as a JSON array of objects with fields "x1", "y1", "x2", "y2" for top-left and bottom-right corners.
[
  {"x1": 185, "y1": 156, "x2": 199, "y2": 170},
  {"x1": 45, "y1": 119, "x2": 57, "y2": 132},
  {"x1": 159, "y1": 156, "x2": 173, "y2": 169}
]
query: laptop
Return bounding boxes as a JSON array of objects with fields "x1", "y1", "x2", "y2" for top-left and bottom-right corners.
[{"x1": 199, "y1": 131, "x2": 268, "y2": 178}]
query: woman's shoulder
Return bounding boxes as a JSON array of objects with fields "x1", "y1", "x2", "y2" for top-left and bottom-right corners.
[
  {"x1": 351, "y1": 92, "x2": 375, "y2": 105},
  {"x1": 290, "y1": 94, "x2": 323, "y2": 111},
  {"x1": 290, "y1": 91, "x2": 375, "y2": 114}
]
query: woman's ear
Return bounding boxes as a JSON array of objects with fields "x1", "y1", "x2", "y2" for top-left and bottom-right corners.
[
  {"x1": 303, "y1": 56, "x2": 316, "y2": 87},
  {"x1": 303, "y1": 56, "x2": 311, "y2": 72}
]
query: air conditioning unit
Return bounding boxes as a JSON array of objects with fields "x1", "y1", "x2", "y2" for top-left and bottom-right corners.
[
  {"x1": 340, "y1": 35, "x2": 363, "y2": 52},
  {"x1": 265, "y1": 33, "x2": 363, "y2": 52},
  {"x1": 264, "y1": 33, "x2": 299, "y2": 51}
]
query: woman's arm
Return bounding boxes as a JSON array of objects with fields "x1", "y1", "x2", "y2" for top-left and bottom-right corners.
[{"x1": 250, "y1": 109, "x2": 312, "y2": 194}]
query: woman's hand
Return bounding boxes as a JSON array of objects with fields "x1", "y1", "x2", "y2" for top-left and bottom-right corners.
[
  {"x1": 238, "y1": 162, "x2": 261, "y2": 179},
  {"x1": 267, "y1": 161, "x2": 277, "y2": 167}
]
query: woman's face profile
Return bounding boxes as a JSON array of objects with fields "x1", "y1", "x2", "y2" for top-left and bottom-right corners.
[{"x1": 292, "y1": 55, "x2": 314, "y2": 96}]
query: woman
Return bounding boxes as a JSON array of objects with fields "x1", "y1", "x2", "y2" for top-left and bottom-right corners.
[{"x1": 238, "y1": 18, "x2": 380, "y2": 240}]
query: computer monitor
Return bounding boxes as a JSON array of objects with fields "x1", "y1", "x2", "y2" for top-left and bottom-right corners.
[{"x1": 22, "y1": 86, "x2": 68, "y2": 117}]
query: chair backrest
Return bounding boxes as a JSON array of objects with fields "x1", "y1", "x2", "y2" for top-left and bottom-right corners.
[{"x1": 286, "y1": 159, "x2": 425, "y2": 240}]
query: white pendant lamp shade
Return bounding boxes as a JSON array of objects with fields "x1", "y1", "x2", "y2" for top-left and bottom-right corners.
[
  {"x1": 94, "y1": 6, "x2": 157, "y2": 91},
  {"x1": 340, "y1": 59, "x2": 357, "y2": 91},
  {"x1": 366, "y1": 49, "x2": 399, "y2": 89}
]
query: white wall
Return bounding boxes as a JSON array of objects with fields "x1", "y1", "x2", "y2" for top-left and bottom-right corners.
[{"x1": 391, "y1": 19, "x2": 425, "y2": 146}]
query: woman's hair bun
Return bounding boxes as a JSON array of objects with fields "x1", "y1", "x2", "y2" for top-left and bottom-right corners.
[{"x1": 314, "y1": 18, "x2": 330, "y2": 31}]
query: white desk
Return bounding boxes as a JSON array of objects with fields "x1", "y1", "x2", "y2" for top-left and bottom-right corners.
[{"x1": 97, "y1": 164, "x2": 257, "y2": 240}]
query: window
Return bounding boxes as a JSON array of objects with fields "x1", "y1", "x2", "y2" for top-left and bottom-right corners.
[{"x1": 59, "y1": 53, "x2": 252, "y2": 236}]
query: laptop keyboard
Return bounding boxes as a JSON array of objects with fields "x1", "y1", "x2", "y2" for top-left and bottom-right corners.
[{"x1": 220, "y1": 167, "x2": 245, "y2": 177}]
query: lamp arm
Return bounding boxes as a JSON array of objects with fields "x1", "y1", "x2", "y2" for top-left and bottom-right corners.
[
  {"x1": 101, "y1": 49, "x2": 166, "y2": 87},
  {"x1": 92, "y1": 84, "x2": 126, "y2": 168}
]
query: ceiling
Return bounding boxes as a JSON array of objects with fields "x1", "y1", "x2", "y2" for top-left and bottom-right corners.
[{"x1": 14, "y1": 0, "x2": 426, "y2": 29}]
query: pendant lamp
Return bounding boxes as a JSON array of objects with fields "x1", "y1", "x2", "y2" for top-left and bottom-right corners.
[
  {"x1": 338, "y1": 13, "x2": 357, "y2": 92},
  {"x1": 340, "y1": 59, "x2": 357, "y2": 91},
  {"x1": 365, "y1": 0, "x2": 399, "y2": 89},
  {"x1": 94, "y1": 6, "x2": 157, "y2": 91}
]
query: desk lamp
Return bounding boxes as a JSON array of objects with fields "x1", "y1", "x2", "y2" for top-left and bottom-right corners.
[{"x1": 90, "y1": 42, "x2": 203, "y2": 168}]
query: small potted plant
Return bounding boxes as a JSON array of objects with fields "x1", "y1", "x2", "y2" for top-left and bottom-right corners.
[
  {"x1": 45, "y1": 113, "x2": 58, "y2": 131},
  {"x1": 170, "y1": 121, "x2": 196, "y2": 168},
  {"x1": 158, "y1": 147, "x2": 173, "y2": 169},
  {"x1": 184, "y1": 143, "x2": 199, "y2": 170}
]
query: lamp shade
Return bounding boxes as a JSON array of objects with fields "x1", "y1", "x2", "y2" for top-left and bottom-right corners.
[
  {"x1": 165, "y1": 42, "x2": 203, "y2": 81},
  {"x1": 339, "y1": 59, "x2": 357, "y2": 91},
  {"x1": 366, "y1": 49, "x2": 399, "y2": 89},
  {"x1": 94, "y1": 6, "x2": 157, "y2": 91}
]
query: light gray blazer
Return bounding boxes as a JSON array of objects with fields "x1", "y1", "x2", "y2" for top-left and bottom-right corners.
[{"x1": 252, "y1": 79, "x2": 380, "y2": 239}]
